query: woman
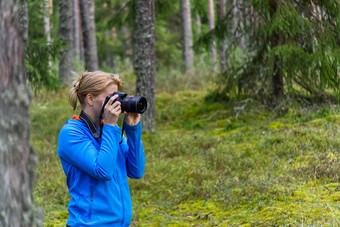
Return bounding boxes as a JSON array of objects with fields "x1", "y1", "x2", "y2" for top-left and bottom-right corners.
[{"x1": 57, "y1": 71, "x2": 145, "y2": 226}]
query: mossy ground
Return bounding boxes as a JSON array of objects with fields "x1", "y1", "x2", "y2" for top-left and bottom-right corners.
[{"x1": 31, "y1": 88, "x2": 340, "y2": 226}]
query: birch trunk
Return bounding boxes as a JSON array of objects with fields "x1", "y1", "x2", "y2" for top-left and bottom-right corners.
[
  {"x1": 44, "y1": 0, "x2": 52, "y2": 67},
  {"x1": 43, "y1": 0, "x2": 52, "y2": 43},
  {"x1": 0, "y1": 1, "x2": 37, "y2": 226},
  {"x1": 133, "y1": 0, "x2": 156, "y2": 132}
]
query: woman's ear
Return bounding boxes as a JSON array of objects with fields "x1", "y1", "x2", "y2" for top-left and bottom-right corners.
[{"x1": 85, "y1": 93, "x2": 94, "y2": 106}]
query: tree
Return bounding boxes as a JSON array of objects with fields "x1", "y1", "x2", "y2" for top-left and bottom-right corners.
[
  {"x1": 180, "y1": 0, "x2": 194, "y2": 73},
  {"x1": 195, "y1": 13, "x2": 202, "y2": 34},
  {"x1": 72, "y1": 0, "x2": 83, "y2": 61},
  {"x1": 25, "y1": 0, "x2": 60, "y2": 91},
  {"x1": 207, "y1": 0, "x2": 216, "y2": 62},
  {"x1": 79, "y1": 0, "x2": 99, "y2": 71},
  {"x1": 133, "y1": 0, "x2": 155, "y2": 132},
  {"x1": 0, "y1": 1, "x2": 36, "y2": 226},
  {"x1": 43, "y1": 0, "x2": 52, "y2": 44},
  {"x1": 269, "y1": 0, "x2": 284, "y2": 103},
  {"x1": 216, "y1": 0, "x2": 227, "y2": 72},
  {"x1": 215, "y1": 0, "x2": 340, "y2": 104},
  {"x1": 59, "y1": 0, "x2": 74, "y2": 86}
]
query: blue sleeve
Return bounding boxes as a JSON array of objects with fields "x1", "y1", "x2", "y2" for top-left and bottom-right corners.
[
  {"x1": 121, "y1": 121, "x2": 146, "y2": 179},
  {"x1": 57, "y1": 123, "x2": 121, "y2": 180}
]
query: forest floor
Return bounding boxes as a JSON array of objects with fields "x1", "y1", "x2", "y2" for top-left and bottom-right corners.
[{"x1": 31, "y1": 88, "x2": 340, "y2": 226}]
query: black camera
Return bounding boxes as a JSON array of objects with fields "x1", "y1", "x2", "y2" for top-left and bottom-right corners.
[{"x1": 102, "y1": 91, "x2": 147, "y2": 114}]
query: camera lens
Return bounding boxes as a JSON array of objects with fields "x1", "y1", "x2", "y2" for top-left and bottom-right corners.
[
  {"x1": 136, "y1": 97, "x2": 147, "y2": 113},
  {"x1": 121, "y1": 96, "x2": 147, "y2": 114}
]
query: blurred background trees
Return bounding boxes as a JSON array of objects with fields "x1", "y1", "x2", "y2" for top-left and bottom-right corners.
[{"x1": 25, "y1": 0, "x2": 340, "y2": 128}]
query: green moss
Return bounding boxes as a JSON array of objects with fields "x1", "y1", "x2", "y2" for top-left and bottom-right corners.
[
  {"x1": 325, "y1": 115, "x2": 340, "y2": 123},
  {"x1": 268, "y1": 121, "x2": 285, "y2": 130},
  {"x1": 32, "y1": 89, "x2": 340, "y2": 226}
]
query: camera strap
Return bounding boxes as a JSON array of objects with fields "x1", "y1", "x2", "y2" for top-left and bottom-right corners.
[
  {"x1": 80, "y1": 110, "x2": 125, "y2": 144},
  {"x1": 79, "y1": 111, "x2": 101, "y2": 139},
  {"x1": 119, "y1": 116, "x2": 125, "y2": 144}
]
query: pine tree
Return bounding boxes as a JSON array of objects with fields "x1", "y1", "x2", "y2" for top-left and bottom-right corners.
[
  {"x1": 80, "y1": 0, "x2": 99, "y2": 71},
  {"x1": 180, "y1": 0, "x2": 194, "y2": 73},
  {"x1": 215, "y1": 0, "x2": 340, "y2": 104},
  {"x1": 59, "y1": 0, "x2": 74, "y2": 86},
  {"x1": 0, "y1": 1, "x2": 36, "y2": 226},
  {"x1": 133, "y1": 0, "x2": 156, "y2": 132},
  {"x1": 207, "y1": 0, "x2": 217, "y2": 62},
  {"x1": 216, "y1": 0, "x2": 227, "y2": 72}
]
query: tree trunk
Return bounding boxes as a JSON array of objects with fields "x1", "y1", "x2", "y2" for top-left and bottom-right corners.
[
  {"x1": 195, "y1": 13, "x2": 201, "y2": 34},
  {"x1": 216, "y1": 0, "x2": 228, "y2": 72},
  {"x1": 0, "y1": 1, "x2": 37, "y2": 226},
  {"x1": 207, "y1": 0, "x2": 217, "y2": 62},
  {"x1": 72, "y1": 0, "x2": 83, "y2": 61},
  {"x1": 43, "y1": 0, "x2": 52, "y2": 43},
  {"x1": 59, "y1": 0, "x2": 74, "y2": 86},
  {"x1": 133, "y1": 0, "x2": 156, "y2": 133},
  {"x1": 180, "y1": 0, "x2": 194, "y2": 74},
  {"x1": 79, "y1": 0, "x2": 98, "y2": 71},
  {"x1": 44, "y1": 0, "x2": 53, "y2": 68},
  {"x1": 269, "y1": 0, "x2": 284, "y2": 103},
  {"x1": 238, "y1": 0, "x2": 246, "y2": 50}
]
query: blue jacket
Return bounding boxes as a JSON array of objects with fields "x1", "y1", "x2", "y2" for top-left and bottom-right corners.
[{"x1": 57, "y1": 116, "x2": 145, "y2": 226}]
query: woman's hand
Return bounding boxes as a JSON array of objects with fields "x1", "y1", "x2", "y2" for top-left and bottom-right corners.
[
  {"x1": 124, "y1": 112, "x2": 141, "y2": 126},
  {"x1": 124, "y1": 95, "x2": 141, "y2": 126},
  {"x1": 103, "y1": 95, "x2": 121, "y2": 126}
]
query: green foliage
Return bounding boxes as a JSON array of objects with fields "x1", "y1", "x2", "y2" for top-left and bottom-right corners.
[
  {"x1": 25, "y1": 41, "x2": 61, "y2": 91},
  {"x1": 26, "y1": 0, "x2": 61, "y2": 92},
  {"x1": 213, "y1": 0, "x2": 340, "y2": 102}
]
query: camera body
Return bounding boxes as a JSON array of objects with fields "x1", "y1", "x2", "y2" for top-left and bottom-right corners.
[{"x1": 102, "y1": 91, "x2": 147, "y2": 114}]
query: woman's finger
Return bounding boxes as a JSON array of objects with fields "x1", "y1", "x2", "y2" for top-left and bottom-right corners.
[{"x1": 108, "y1": 95, "x2": 119, "y2": 105}]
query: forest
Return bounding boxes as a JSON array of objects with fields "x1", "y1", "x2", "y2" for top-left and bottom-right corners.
[{"x1": 1, "y1": 0, "x2": 340, "y2": 226}]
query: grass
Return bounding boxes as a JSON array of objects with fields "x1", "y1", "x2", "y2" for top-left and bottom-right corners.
[{"x1": 31, "y1": 85, "x2": 340, "y2": 226}]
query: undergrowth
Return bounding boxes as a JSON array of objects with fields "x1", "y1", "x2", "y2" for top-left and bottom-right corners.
[{"x1": 31, "y1": 88, "x2": 340, "y2": 226}]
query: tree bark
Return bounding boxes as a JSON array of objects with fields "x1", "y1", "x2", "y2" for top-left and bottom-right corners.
[
  {"x1": 79, "y1": 0, "x2": 98, "y2": 71},
  {"x1": 133, "y1": 0, "x2": 155, "y2": 132},
  {"x1": 180, "y1": 0, "x2": 194, "y2": 74},
  {"x1": 44, "y1": 0, "x2": 52, "y2": 68},
  {"x1": 230, "y1": 0, "x2": 246, "y2": 50},
  {"x1": 133, "y1": 0, "x2": 156, "y2": 133},
  {"x1": 207, "y1": 0, "x2": 217, "y2": 62},
  {"x1": 269, "y1": 0, "x2": 284, "y2": 103},
  {"x1": 0, "y1": 1, "x2": 37, "y2": 226},
  {"x1": 59, "y1": 0, "x2": 74, "y2": 86},
  {"x1": 195, "y1": 13, "x2": 201, "y2": 34},
  {"x1": 72, "y1": 0, "x2": 83, "y2": 61},
  {"x1": 216, "y1": 0, "x2": 228, "y2": 72},
  {"x1": 43, "y1": 0, "x2": 52, "y2": 44}
]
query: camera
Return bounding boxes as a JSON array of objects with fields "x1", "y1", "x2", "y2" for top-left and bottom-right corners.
[{"x1": 102, "y1": 91, "x2": 147, "y2": 114}]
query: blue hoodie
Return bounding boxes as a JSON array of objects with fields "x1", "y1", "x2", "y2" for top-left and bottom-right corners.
[{"x1": 57, "y1": 116, "x2": 145, "y2": 226}]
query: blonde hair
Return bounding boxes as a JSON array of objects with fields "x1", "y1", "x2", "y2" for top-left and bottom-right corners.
[{"x1": 69, "y1": 71, "x2": 123, "y2": 111}]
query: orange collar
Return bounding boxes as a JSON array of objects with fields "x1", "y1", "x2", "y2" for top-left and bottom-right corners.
[{"x1": 71, "y1": 115, "x2": 81, "y2": 120}]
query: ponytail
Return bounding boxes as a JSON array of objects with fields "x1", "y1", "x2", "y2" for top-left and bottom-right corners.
[
  {"x1": 68, "y1": 71, "x2": 123, "y2": 111},
  {"x1": 69, "y1": 85, "x2": 78, "y2": 111}
]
